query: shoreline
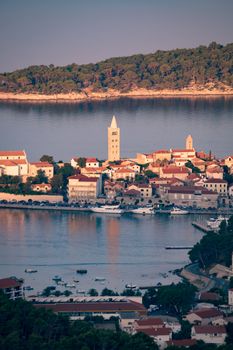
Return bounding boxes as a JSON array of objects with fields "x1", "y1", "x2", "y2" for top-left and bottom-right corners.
[{"x1": 1, "y1": 88, "x2": 233, "y2": 103}]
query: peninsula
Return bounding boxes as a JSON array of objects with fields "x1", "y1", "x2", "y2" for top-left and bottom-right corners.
[{"x1": 0, "y1": 42, "x2": 233, "y2": 101}]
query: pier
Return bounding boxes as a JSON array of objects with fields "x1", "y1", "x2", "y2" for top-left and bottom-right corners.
[
  {"x1": 191, "y1": 221, "x2": 214, "y2": 233},
  {"x1": 165, "y1": 246, "x2": 193, "y2": 250}
]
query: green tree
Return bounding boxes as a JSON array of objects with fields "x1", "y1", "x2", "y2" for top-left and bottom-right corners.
[
  {"x1": 40, "y1": 155, "x2": 54, "y2": 164},
  {"x1": 88, "y1": 288, "x2": 98, "y2": 296}
]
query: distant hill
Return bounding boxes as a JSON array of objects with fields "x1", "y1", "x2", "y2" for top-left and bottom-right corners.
[{"x1": 0, "y1": 42, "x2": 233, "y2": 97}]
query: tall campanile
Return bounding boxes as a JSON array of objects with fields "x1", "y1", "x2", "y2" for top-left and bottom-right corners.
[{"x1": 108, "y1": 115, "x2": 120, "y2": 161}]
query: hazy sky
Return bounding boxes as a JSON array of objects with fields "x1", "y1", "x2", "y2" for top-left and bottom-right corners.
[{"x1": 0, "y1": 0, "x2": 232, "y2": 72}]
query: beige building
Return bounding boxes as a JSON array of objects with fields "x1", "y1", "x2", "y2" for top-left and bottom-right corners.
[
  {"x1": 186, "y1": 134, "x2": 193, "y2": 150},
  {"x1": 29, "y1": 162, "x2": 54, "y2": 179},
  {"x1": 161, "y1": 166, "x2": 190, "y2": 181},
  {"x1": 31, "y1": 183, "x2": 52, "y2": 193},
  {"x1": 159, "y1": 186, "x2": 218, "y2": 208},
  {"x1": 152, "y1": 150, "x2": 171, "y2": 162},
  {"x1": 86, "y1": 158, "x2": 100, "y2": 168},
  {"x1": 128, "y1": 184, "x2": 152, "y2": 198},
  {"x1": 0, "y1": 150, "x2": 28, "y2": 176},
  {"x1": 68, "y1": 174, "x2": 101, "y2": 202},
  {"x1": 112, "y1": 168, "x2": 136, "y2": 181},
  {"x1": 108, "y1": 115, "x2": 120, "y2": 161},
  {"x1": 171, "y1": 148, "x2": 196, "y2": 161},
  {"x1": 191, "y1": 325, "x2": 226, "y2": 345},
  {"x1": 0, "y1": 277, "x2": 24, "y2": 300},
  {"x1": 203, "y1": 179, "x2": 227, "y2": 195},
  {"x1": 0, "y1": 150, "x2": 27, "y2": 161}
]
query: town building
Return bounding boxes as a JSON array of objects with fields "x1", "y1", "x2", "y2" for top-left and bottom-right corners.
[
  {"x1": 0, "y1": 150, "x2": 27, "y2": 161},
  {"x1": 206, "y1": 166, "x2": 224, "y2": 180},
  {"x1": 203, "y1": 179, "x2": 228, "y2": 195},
  {"x1": 111, "y1": 168, "x2": 136, "y2": 181},
  {"x1": 68, "y1": 174, "x2": 101, "y2": 202},
  {"x1": 31, "y1": 183, "x2": 52, "y2": 193},
  {"x1": 0, "y1": 150, "x2": 28, "y2": 176},
  {"x1": 166, "y1": 339, "x2": 197, "y2": 347},
  {"x1": 34, "y1": 299, "x2": 146, "y2": 319},
  {"x1": 191, "y1": 325, "x2": 226, "y2": 345},
  {"x1": 0, "y1": 277, "x2": 24, "y2": 300},
  {"x1": 159, "y1": 186, "x2": 218, "y2": 208},
  {"x1": 104, "y1": 180, "x2": 125, "y2": 199},
  {"x1": 186, "y1": 135, "x2": 193, "y2": 150},
  {"x1": 152, "y1": 150, "x2": 171, "y2": 162},
  {"x1": 86, "y1": 158, "x2": 100, "y2": 168},
  {"x1": 160, "y1": 166, "x2": 190, "y2": 181},
  {"x1": 108, "y1": 115, "x2": 120, "y2": 161},
  {"x1": 128, "y1": 184, "x2": 152, "y2": 198},
  {"x1": 185, "y1": 308, "x2": 223, "y2": 325},
  {"x1": 29, "y1": 162, "x2": 54, "y2": 179},
  {"x1": 224, "y1": 155, "x2": 233, "y2": 168}
]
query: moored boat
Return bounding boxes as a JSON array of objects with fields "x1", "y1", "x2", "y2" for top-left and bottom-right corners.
[
  {"x1": 76, "y1": 269, "x2": 87, "y2": 274},
  {"x1": 25, "y1": 268, "x2": 38, "y2": 273},
  {"x1": 91, "y1": 205, "x2": 124, "y2": 214},
  {"x1": 170, "y1": 207, "x2": 189, "y2": 215},
  {"x1": 130, "y1": 207, "x2": 154, "y2": 215}
]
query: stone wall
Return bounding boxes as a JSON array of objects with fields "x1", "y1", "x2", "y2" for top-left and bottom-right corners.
[{"x1": 0, "y1": 192, "x2": 63, "y2": 203}]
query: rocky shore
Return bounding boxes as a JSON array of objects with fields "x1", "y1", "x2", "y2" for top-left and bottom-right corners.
[{"x1": 0, "y1": 86, "x2": 233, "y2": 102}]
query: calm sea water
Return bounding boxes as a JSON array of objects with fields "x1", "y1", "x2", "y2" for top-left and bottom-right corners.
[
  {"x1": 0, "y1": 209, "x2": 207, "y2": 294},
  {"x1": 0, "y1": 97, "x2": 232, "y2": 161}
]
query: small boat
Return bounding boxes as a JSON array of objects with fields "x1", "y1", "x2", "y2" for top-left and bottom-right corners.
[
  {"x1": 76, "y1": 289, "x2": 86, "y2": 294},
  {"x1": 130, "y1": 207, "x2": 154, "y2": 215},
  {"x1": 24, "y1": 286, "x2": 34, "y2": 291},
  {"x1": 66, "y1": 283, "x2": 76, "y2": 288},
  {"x1": 207, "y1": 216, "x2": 228, "y2": 230},
  {"x1": 76, "y1": 269, "x2": 87, "y2": 274},
  {"x1": 95, "y1": 277, "x2": 106, "y2": 282},
  {"x1": 91, "y1": 205, "x2": 124, "y2": 214},
  {"x1": 52, "y1": 275, "x2": 62, "y2": 282},
  {"x1": 25, "y1": 268, "x2": 37, "y2": 273},
  {"x1": 125, "y1": 283, "x2": 137, "y2": 289},
  {"x1": 170, "y1": 207, "x2": 189, "y2": 215},
  {"x1": 57, "y1": 281, "x2": 66, "y2": 286},
  {"x1": 73, "y1": 279, "x2": 79, "y2": 283}
]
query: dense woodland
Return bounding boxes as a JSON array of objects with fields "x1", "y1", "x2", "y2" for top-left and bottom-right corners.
[
  {"x1": 0, "y1": 42, "x2": 232, "y2": 94},
  {"x1": 189, "y1": 216, "x2": 233, "y2": 269}
]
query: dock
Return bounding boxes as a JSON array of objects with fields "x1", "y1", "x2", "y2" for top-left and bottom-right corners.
[
  {"x1": 192, "y1": 222, "x2": 214, "y2": 233},
  {"x1": 165, "y1": 246, "x2": 193, "y2": 250}
]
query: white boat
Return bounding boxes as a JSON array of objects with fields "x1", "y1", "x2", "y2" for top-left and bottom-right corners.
[
  {"x1": 25, "y1": 268, "x2": 37, "y2": 273},
  {"x1": 66, "y1": 283, "x2": 76, "y2": 288},
  {"x1": 95, "y1": 277, "x2": 106, "y2": 281},
  {"x1": 207, "y1": 216, "x2": 228, "y2": 230},
  {"x1": 91, "y1": 205, "x2": 124, "y2": 214},
  {"x1": 130, "y1": 207, "x2": 154, "y2": 215},
  {"x1": 170, "y1": 207, "x2": 189, "y2": 215},
  {"x1": 125, "y1": 283, "x2": 137, "y2": 289},
  {"x1": 52, "y1": 275, "x2": 62, "y2": 282}
]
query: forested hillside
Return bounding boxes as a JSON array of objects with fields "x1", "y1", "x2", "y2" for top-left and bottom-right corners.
[{"x1": 0, "y1": 42, "x2": 232, "y2": 95}]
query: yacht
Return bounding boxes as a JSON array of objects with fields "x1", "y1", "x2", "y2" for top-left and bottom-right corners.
[
  {"x1": 130, "y1": 207, "x2": 154, "y2": 215},
  {"x1": 170, "y1": 207, "x2": 189, "y2": 215},
  {"x1": 25, "y1": 268, "x2": 37, "y2": 273},
  {"x1": 207, "y1": 216, "x2": 228, "y2": 230},
  {"x1": 91, "y1": 205, "x2": 124, "y2": 214},
  {"x1": 125, "y1": 283, "x2": 137, "y2": 289},
  {"x1": 95, "y1": 277, "x2": 106, "y2": 282}
]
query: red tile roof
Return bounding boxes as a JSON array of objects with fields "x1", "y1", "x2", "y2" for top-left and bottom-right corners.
[
  {"x1": 193, "y1": 325, "x2": 226, "y2": 334},
  {"x1": 68, "y1": 175, "x2": 98, "y2": 182},
  {"x1": 34, "y1": 301, "x2": 146, "y2": 313},
  {"x1": 0, "y1": 150, "x2": 25, "y2": 156},
  {"x1": 30, "y1": 162, "x2": 53, "y2": 167},
  {"x1": 86, "y1": 158, "x2": 98, "y2": 162},
  {"x1": 172, "y1": 149, "x2": 195, "y2": 153},
  {"x1": 0, "y1": 160, "x2": 18, "y2": 166},
  {"x1": 204, "y1": 179, "x2": 227, "y2": 184},
  {"x1": 167, "y1": 186, "x2": 216, "y2": 195},
  {"x1": 162, "y1": 167, "x2": 189, "y2": 174},
  {"x1": 199, "y1": 292, "x2": 221, "y2": 301},
  {"x1": 191, "y1": 308, "x2": 223, "y2": 319},
  {"x1": 138, "y1": 327, "x2": 172, "y2": 337},
  {"x1": 0, "y1": 277, "x2": 22, "y2": 289},
  {"x1": 136, "y1": 318, "x2": 164, "y2": 327},
  {"x1": 153, "y1": 150, "x2": 170, "y2": 154}
]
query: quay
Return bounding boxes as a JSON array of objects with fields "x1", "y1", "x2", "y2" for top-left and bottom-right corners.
[
  {"x1": 191, "y1": 221, "x2": 214, "y2": 233},
  {"x1": 165, "y1": 246, "x2": 193, "y2": 250}
]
